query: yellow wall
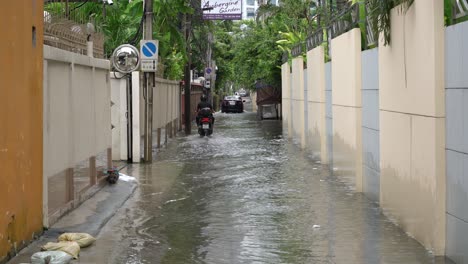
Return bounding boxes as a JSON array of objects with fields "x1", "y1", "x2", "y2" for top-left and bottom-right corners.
[
  {"x1": 331, "y1": 28, "x2": 363, "y2": 191},
  {"x1": 0, "y1": 1, "x2": 44, "y2": 260},
  {"x1": 306, "y1": 46, "x2": 328, "y2": 163},
  {"x1": 379, "y1": 0, "x2": 445, "y2": 254}
]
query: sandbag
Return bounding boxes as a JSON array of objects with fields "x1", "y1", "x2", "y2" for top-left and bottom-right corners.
[
  {"x1": 31, "y1": 251, "x2": 73, "y2": 264},
  {"x1": 58, "y1": 233, "x2": 96, "y2": 248},
  {"x1": 41, "y1": 241, "x2": 80, "y2": 259}
]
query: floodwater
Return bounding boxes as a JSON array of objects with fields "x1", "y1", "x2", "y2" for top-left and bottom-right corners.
[{"x1": 104, "y1": 103, "x2": 453, "y2": 264}]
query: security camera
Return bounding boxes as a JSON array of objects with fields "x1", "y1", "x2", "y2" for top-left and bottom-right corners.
[{"x1": 104, "y1": 0, "x2": 113, "y2": 5}]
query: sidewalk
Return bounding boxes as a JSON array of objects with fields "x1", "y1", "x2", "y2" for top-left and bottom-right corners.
[{"x1": 8, "y1": 175, "x2": 137, "y2": 264}]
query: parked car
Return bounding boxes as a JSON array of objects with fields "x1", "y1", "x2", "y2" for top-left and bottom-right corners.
[{"x1": 221, "y1": 95, "x2": 244, "y2": 113}]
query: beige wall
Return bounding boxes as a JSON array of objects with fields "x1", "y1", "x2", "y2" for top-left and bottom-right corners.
[
  {"x1": 251, "y1": 92, "x2": 258, "y2": 112},
  {"x1": 44, "y1": 46, "x2": 111, "y2": 177},
  {"x1": 281, "y1": 63, "x2": 292, "y2": 137},
  {"x1": 379, "y1": 0, "x2": 445, "y2": 254},
  {"x1": 291, "y1": 57, "x2": 306, "y2": 148},
  {"x1": 306, "y1": 46, "x2": 328, "y2": 163},
  {"x1": 110, "y1": 73, "x2": 127, "y2": 160},
  {"x1": 332, "y1": 29, "x2": 362, "y2": 107},
  {"x1": 138, "y1": 77, "x2": 180, "y2": 143},
  {"x1": 43, "y1": 46, "x2": 111, "y2": 225},
  {"x1": 380, "y1": 2, "x2": 444, "y2": 117},
  {"x1": 331, "y1": 28, "x2": 363, "y2": 191}
]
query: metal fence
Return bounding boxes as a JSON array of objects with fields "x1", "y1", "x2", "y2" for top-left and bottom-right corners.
[
  {"x1": 453, "y1": 0, "x2": 468, "y2": 20},
  {"x1": 364, "y1": 0, "x2": 377, "y2": 47},
  {"x1": 290, "y1": 0, "x2": 468, "y2": 62},
  {"x1": 297, "y1": 3, "x2": 360, "y2": 60},
  {"x1": 44, "y1": 0, "x2": 105, "y2": 58},
  {"x1": 327, "y1": 3, "x2": 360, "y2": 40}
]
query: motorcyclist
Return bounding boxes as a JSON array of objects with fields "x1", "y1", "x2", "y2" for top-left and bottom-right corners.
[{"x1": 196, "y1": 94, "x2": 215, "y2": 127}]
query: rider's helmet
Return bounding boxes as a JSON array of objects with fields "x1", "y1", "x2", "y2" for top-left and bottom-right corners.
[{"x1": 201, "y1": 94, "x2": 208, "y2": 102}]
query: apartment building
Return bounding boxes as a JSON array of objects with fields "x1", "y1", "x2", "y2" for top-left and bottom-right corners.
[{"x1": 243, "y1": 0, "x2": 280, "y2": 20}]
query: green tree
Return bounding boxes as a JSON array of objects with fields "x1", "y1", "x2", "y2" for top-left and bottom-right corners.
[
  {"x1": 45, "y1": 0, "x2": 195, "y2": 80},
  {"x1": 213, "y1": 0, "x2": 316, "y2": 92}
]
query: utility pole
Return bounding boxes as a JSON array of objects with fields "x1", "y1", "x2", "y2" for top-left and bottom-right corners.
[
  {"x1": 205, "y1": 31, "x2": 213, "y2": 103},
  {"x1": 184, "y1": 11, "x2": 192, "y2": 135},
  {"x1": 143, "y1": 0, "x2": 154, "y2": 161}
]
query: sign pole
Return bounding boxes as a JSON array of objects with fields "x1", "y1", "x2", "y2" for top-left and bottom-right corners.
[{"x1": 143, "y1": 0, "x2": 154, "y2": 162}]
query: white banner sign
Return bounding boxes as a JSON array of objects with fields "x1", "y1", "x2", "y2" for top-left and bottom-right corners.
[{"x1": 202, "y1": 0, "x2": 242, "y2": 20}]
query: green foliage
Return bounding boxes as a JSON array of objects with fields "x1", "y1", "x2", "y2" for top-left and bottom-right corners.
[
  {"x1": 276, "y1": 28, "x2": 307, "y2": 55},
  {"x1": 101, "y1": 1, "x2": 142, "y2": 56},
  {"x1": 445, "y1": 0, "x2": 468, "y2": 26},
  {"x1": 164, "y1": 50, "x2": 185, "y2": 80},
  {"x1": 212, "y1": 22, "x2": 235, "y2": 91},
  {"x1": 45, "y1": 0, "x2": 195, "y2": 80},
  {"x1": 232, "y1": 22, "x2": 283, "y2": 89},
  {"x1": 213, "y1": 0, "x2": 315, "y2": 91},
  {"x1": 445, "y1": 0, "x2": 453, "y2": 25}
]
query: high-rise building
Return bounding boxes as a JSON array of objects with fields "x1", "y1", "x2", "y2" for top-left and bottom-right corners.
[
  {"x1": 242, "y1": 0, "x2": 258, "y2": 20},
  {"x1": 257, "y1": 0, "x2": 280, "y2": 5},
  {"x1": 242, "y1": 0, "x2": 280, "y2": 20}
]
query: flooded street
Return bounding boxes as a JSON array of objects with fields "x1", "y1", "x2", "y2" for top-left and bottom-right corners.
[{"x1": 91, "y1": 103, "x2": 451, "y2": 264}]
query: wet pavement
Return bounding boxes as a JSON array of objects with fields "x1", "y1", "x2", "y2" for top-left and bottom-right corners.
[{"x1": 82, "y1": 102, "x2": 454, "y2": 264}]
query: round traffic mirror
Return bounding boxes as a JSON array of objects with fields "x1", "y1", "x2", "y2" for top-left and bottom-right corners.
[{"x1": 111, "y1": 44, "x2": 140, "y2": 73}]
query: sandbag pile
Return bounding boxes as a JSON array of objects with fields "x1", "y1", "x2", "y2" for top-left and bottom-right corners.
[
  {"x1": 31, "y1": 251, "x2": 73, "y2": 264},
  {"x1": 58, "y1": 233, "x2": 96, "y2": 248},
  {"x1": 31, "y1": 233, "x2": 96, "y2": 264}
]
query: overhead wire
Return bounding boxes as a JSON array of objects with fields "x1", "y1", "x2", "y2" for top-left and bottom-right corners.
[
  {"x1": 69, "y1": 0, "x2": 90, "y2": 13},
  {"x1": 129, "y1": 4, "x2": 146, "y2": 46}
]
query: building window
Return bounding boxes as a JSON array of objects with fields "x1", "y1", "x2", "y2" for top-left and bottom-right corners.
[
  {"x1": 247, "y1": 0, "x2": 255, "y2": 6},
  {"x1": 247, "y1": 7, "x2": 255, "y2": 18}
]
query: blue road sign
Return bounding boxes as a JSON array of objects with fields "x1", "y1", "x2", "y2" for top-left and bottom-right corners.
[
  {"x1": 140, "y1": 40, "x2": 159, "y2": 60},
  {"x1": 142, "y1": 42, "x2": 157, "y2": 58}
]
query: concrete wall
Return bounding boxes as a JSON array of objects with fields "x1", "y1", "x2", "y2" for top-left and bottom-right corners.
[
  {"x1": 140, "y1": 76, "x2": 179, "y2": 153},
  {"x1": 281, "y1": 63, "x2": 292, "y2": 137},
  {"x1": 283, "y1": 0, "x2": 452, "y2": 257},
  {"x1": 111, "y1": 75, "x2": 180, "y2": 161},
  {"x1": 43, "y1": 46, "x2": 111, "y2": 226},
  {"x1": 110, "y1": 73, "x2": 128, "y2": 161},
  {"x1": 331, "y1": 28, "x2": 363, "y2": 191},
  {"x1": 251, "y1": 92, "x2": 258, "y2": 112},
  {"x1": 379, "y1": 0, "x2": 445, "y2": 254},
  {"x1": 304, "y1": 69, "x2": 308, "y2": 146},
  {"x1": 140, "y1": 78, "x2": 180, "y2": 149},
  {"x1": 445, "y1": 20, "x2": 468, "y2": 263},
  {"x1": 0, "y1": 1, "x2": 44, "y2": 261},
  {"x1": 110, "y1": 72, "x2": 141, "y2": 162},
  {"x1": 361, "y1": 48, "x2": 380, "y2": 202},
  {"x1": 291, "y1": 57, "x2": 306, "y2": 147},
  {"x1": 307, "y1": 46, "x2": 327, "y2": 163},
  {"x1": 325, "y1": 62, "x2": 333, "y2": 165},
  {"x1": 152, "y1": 78, "x2": 180, "y2": 134}
]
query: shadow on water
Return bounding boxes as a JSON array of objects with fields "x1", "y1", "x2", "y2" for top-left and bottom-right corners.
[{"x1": 119, "y1": 106, "x2": 454, "y2": 264}]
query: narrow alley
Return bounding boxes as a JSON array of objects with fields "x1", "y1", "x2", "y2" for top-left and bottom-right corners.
[
  {"x1": 3, "y1": 1, "x2": 468, "y2": 263},
  {"x1": 77, "y1": 103, "x2": 452, "y2": 264}
]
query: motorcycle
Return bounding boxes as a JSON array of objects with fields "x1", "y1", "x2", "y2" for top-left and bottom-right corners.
[{"x1": 197, "y1": 107, "x2": 214, "y2": 137}]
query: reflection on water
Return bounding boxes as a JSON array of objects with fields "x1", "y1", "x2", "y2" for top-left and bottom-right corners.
[{"x1": 120, "y1": 110, "x2": 451, "y2": 264}]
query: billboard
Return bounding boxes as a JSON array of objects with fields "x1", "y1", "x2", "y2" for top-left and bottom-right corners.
[{"x1": 202, "y1": 0, "x2": 242, "y2": 20}]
